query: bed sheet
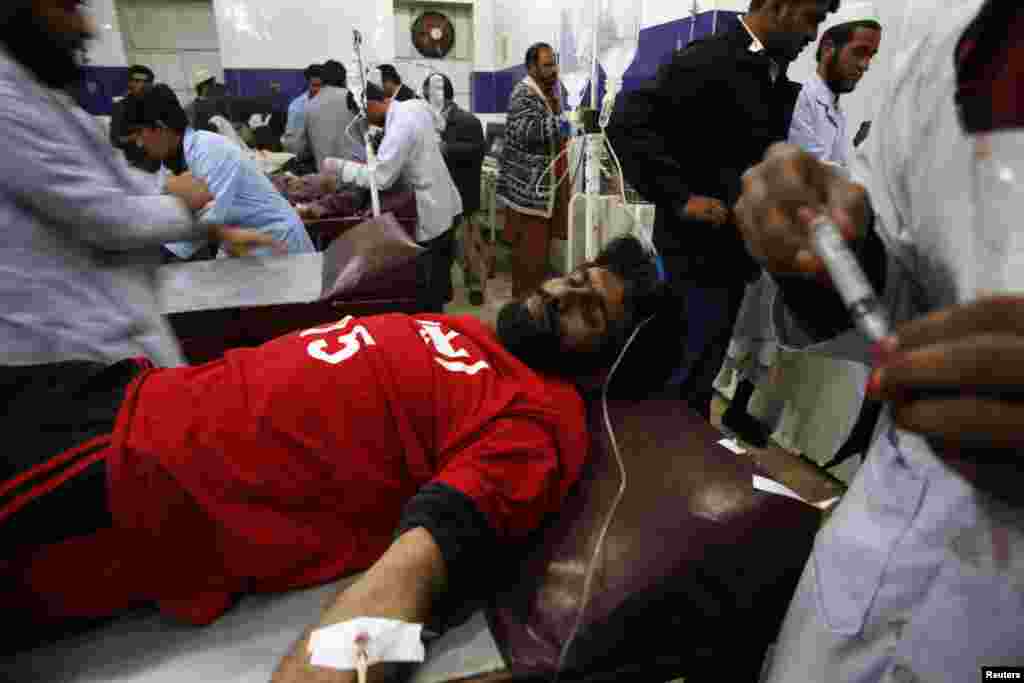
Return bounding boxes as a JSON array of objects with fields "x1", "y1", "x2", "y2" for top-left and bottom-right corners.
[{"x1": 3, "y1": 577, "x2": 504, "y2": 683}]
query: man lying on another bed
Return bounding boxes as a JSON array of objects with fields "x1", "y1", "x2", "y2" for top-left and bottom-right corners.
[{"x1": 0, "y1": 236, "x2": 682, "y2": 683}]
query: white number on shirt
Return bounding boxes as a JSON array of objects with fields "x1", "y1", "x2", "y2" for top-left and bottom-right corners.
[
  {"x1": 416, "y1": 320, "x2": 491, "y2": 376},
  {"x1": 302, "y1": 316, "x2": 377, "y2": 365}
]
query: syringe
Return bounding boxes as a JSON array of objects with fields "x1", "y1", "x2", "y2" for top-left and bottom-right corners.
[{"x1": 809, "y1": 215, "x2": 892, "y2": 343}]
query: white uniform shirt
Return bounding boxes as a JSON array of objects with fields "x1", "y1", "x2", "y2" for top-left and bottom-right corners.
[
  {"x1": 789, "y1": 72, "x2": 850, "y2": 168},
  {"x1": 765, "y1": 3, "x2": 1024, "y2": 681},
  {"x1": 346, "y1": 99, "x2": 462, "y2": 242}
]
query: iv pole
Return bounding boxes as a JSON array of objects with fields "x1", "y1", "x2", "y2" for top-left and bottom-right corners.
[
  {"x1": 689, "y1": 0, "x2": 699, "y2": 43},
  {"x1": 352, "y1": 29, "x2": 382, "y2": 217},
  {"x1": 583, "y1": 0, "x2": 601, "y2": 263},
  {"x1": 566, "y1": 0, "x2": 604, "y2": 271}
]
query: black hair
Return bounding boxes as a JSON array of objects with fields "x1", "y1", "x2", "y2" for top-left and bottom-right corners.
[
  {"x1": 421, "y1": 72, "x2": 454, "y2": 101},
  {"x1": 304, "y1": 63, "x2": 323, "y2": 81},
  {"x1": 816, "y1": 19, "x2": 882, "y2": 61},
  {"x1": 128, "y1": 83, "x2": 189, "y2": 133},
  {"x1": 496, "y1": 235, "x2": 680, "y2": 389},
  {"x1": 377, "y1": 64, "x2": 401, "y2": 84},
  {"x1": 749, "y1": 0, "x2": 840, "y2": 12},
  {"x1": 525, "y1": 42, "x2": 554, "y2": 69},
  {"x1": 0, "y1": 2, "x2": 89, "y2": 89},
  {"x1": 321, "y1": 60, "x2": 347, "y2": 88},
  {"x1": 364, "y1": 81, "x2": 387, "y2": 102},
  {"x1": 128, "y1": 65, "x2": 155, "y2": 82}
]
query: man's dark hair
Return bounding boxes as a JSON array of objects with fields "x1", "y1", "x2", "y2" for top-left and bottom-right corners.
[
  {"x1": 422, "y1": 72, "x2": 455, "y2": 101},
  {"x1": 321, "y1": 60, "x2": 347, "y2": 88},
  {"x1": 128, "y1": 83, "x2": 189, "y2": 133},
  {"x1": 816, "y1": 20, "x2": 882, "y2": 61},
  {"x1": 377, "y1": 64, "x2": 402, "y2": 85},
  {"x1": 304, "y1": 63, "x2": 323, "y2": 81},
  {"x1": 128, "y1": 65, "x2": 155, "y2": 82},
  {"x1": 525, "y1": 42, "x2": 554, "y2": 69},
  {"x1": 364, "y1": 81, "x2": 387, "y2": 102},
  {"x1": 749, "y1": 0, "x2": 840, "y2": 12},
  {"x1": 496, "y1": 235, "x2": 678, "y2": 385},
  {"x1": 0, "y1": 2, "x2": 90, "y2": 89}
]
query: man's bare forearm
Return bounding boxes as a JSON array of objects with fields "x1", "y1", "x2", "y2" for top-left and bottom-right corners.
[{"x1": 272, "y1": 527, "x2": 448, "y2": 683}]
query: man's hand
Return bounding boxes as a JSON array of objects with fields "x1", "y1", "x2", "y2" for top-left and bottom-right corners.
[
  {"x1": 316, "y1": 173, "x2": 337, "y2": 196},
  {"x1": 734, "y1": 142, "x2": 870, "y2": 278},
  {"x1": 286, "y1": 175, "x2": 308, "y2": 195},
  {"x1": 166, "y1": 172, "x2": 215, "y2": 212},
  {"x1": 867, "y1": 296, "x2": 1024, "y2": 500},
  {"x1": 681, "y1": 195, "x2": 731, "y2": 227},
  {"x1": 210, "y1": 225, "x2": 286, "y2": 257}
]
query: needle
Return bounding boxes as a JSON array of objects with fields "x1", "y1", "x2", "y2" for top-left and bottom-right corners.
[{"x1": 355, "y1": 632, "x2": 369, "y2": 683}]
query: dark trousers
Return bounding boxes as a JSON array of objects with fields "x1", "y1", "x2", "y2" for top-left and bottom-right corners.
[
  {"x1": 0, "y1": 360, "x2": 148, "y2": 553},
  {"x1": 416, "y1": 227, "x2": 457, "y2": 313},
  {"x1": 675, "y1": 282, "x2": 748, "y2": 420}
]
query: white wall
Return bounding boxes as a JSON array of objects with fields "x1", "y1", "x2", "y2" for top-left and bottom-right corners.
[
  {"x1": 83, "y1": 0, "x2": 129, "y2": 66},
  {"x1": 489, "y1": 0, "x2": 754, "y2": 71},
  {"x1": 211, "y1": 0, "x2": 396, "y2": 69},
  {"x1": 118, "y1": 0, "x2": 222, "y2": 105}
]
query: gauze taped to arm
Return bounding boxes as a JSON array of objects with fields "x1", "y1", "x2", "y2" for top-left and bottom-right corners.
[{"x1": 308, "y1": 617, "x2": 426, "y2": 671}]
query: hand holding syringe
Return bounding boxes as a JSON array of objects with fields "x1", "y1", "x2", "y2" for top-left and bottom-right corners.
[
  {"x1": 736, "y1": 145, "x2": 1024, "y2": 497},
  {"x1": 808, "y1": 212, "x2": 891, "y2": 343}
]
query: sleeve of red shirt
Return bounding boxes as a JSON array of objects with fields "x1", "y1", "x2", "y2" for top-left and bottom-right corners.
[
  {"x1": 433, "y1": 415, "x2": 564, "y2": 541},
  {"x1": 394, "y1": 415, "x2": 567, "y2": 627}
]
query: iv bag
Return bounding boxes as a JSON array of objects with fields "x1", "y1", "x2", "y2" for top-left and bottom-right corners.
[
  {"x1": 350, "y1": 12, "x2": 393, "y2": 105},
  {"x1": 558, "y1": 0, "x2": 596, "y2": 111},
  {"x1": 596, "y1": 0, "x2": 640, "y2": 84},
  {"x1": 427, "y1": 74, "x2": 446, "y2": 110}
]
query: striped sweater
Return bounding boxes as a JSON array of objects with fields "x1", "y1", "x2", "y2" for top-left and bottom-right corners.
[{"x1": 495, "y1": 77, "x2": 564, "y2": 218}]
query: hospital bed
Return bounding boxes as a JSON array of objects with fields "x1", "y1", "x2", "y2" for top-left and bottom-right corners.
[
  {"x1": 7, "y1": 205, "x2": 823, "y2": 679},
  {"x1": 4, "y1": 383, "x2": 822, "y2": 681},
  {"x1": 160, "y1": 212, "x2": 421, "y2": 364}
]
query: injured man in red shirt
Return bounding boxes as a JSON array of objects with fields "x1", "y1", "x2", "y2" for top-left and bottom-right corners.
[{"x1": 0, "y1": 236, "x2": 682, "y2": 682}]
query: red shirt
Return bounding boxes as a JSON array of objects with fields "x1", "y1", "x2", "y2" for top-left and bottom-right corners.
[{"x1": 89, "y1": 313, "x2": 586, "y2": 624}]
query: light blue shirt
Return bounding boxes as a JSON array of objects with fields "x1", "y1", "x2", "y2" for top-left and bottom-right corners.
[
  {"x1": 281, "y1": 91, "x2": 309, "y2": 154},
  {"x1": 164, "y1": 129, "x2": 314, "y2": 259},
  {"x1": 788, "y1": 72, "x2": 850, "y2": 168}
]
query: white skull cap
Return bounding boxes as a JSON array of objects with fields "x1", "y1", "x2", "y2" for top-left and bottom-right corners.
[{"x1": 821, "y1": 1, "x2": 881, "y2": 34}]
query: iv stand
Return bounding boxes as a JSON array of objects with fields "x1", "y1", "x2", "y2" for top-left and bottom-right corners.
[
  {"x1": 566, "y1": 0, "x2": 604, "y2": 271},
  {"x1": 584, "y1": 0, "x2": 602, "y2": 264},
  {"x1": 352, "y1": 29, "x2": 382, "y2": 217}
]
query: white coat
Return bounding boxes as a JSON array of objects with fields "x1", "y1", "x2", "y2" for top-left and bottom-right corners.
[{"x1": 764, "y1": 2, "x2": 1024, "y2": 681}]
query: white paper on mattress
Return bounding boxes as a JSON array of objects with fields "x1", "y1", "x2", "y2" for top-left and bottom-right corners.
[
  {"x1": 2, "y1": 578, "x2": 505, "y2": 683},
  {"x1": 158, "y1": 252, "x2": 324, "y2": 314}
]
